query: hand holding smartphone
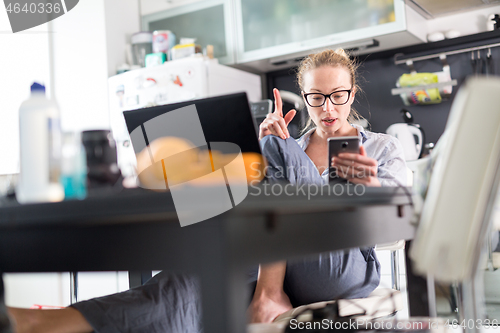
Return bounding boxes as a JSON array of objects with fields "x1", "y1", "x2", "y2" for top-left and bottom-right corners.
[{"x1": 328, "y1": 136, "x2": 359, "y2": 182}]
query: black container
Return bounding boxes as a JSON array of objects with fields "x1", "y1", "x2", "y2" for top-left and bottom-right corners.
[{"x1": 82, "y1": 130, "x2": 121, "y2": 188}]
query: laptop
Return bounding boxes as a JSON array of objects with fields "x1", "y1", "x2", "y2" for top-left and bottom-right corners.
[
  {"x1": 123, "y1": 92, "x2": 262, "y2": 157},
  {"x1": 122, "y1": 92, "x2": 264, "y2": 226}
]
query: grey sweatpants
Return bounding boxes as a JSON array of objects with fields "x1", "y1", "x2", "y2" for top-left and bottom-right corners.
[
  {"x1": 71, "y1": 135, "x2": 380, "y2": 333},
  {"x1": 72, "y1": 272, "x2": 202, "y2": 333}
]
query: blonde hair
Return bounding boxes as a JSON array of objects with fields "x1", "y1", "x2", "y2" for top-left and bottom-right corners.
[{"x1": 296, "y1": 48, "x2": 365, "y2": 132}]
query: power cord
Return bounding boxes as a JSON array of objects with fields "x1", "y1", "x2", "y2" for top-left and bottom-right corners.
[{"x1": 392, "y1": 178, "x2": 414, "y2": 208}]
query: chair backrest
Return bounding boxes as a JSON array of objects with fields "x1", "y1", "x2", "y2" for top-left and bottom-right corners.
[{"x1": 410, "y1": 77, "x2": 500, "y2": 282}]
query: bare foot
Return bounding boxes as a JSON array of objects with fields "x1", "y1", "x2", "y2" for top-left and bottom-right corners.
[
  {"x1": 248, "y1": 290, "x2": 293, "y2": 323},
  {"x1": 8, "y1": 307, "x2": 92, "y2": 333}
]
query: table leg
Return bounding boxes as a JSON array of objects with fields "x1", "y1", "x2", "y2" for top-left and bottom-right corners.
[
  {"x1": 405, "y1": 241, "x2": 430, "y2": 316},
  {"x1": 128, "y1": 271, "x2": 153, "y2": 288},
  {"x1": 198, "y1": 265, "x2": 247, "y2": 333},
  {"x1": 0, "y1": 274, "x2": 13, "y2": 333},
  {"x1": 194, "y1": 223, "x2": 248, "y2": 333}
]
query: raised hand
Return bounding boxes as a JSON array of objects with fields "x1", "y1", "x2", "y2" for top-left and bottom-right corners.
[{"x1": 258, "y1": 88, "x2": 297, "y2": 140}]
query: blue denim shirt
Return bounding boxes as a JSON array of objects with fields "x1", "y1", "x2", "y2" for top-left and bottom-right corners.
[
  {"x1": 260, "y1": 124, "x2": 407, "y2": 187},
  {"x1": 256, "y1": 125, "x2": 392, "y2": 302},
  {"x1": 296, "y1": 124, "x2": 407, "y2": 186}
]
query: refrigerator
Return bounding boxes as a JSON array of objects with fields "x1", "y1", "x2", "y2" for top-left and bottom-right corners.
[{"x1": 107, "y1": 55, "x2": 262, "y2": 177}]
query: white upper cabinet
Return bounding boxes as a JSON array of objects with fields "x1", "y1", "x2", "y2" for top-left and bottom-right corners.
[
  {"x1": 142, "y1": 0, "x2": 236, "y2": 64},
  {"x1": 234, "y1": 0, "x2": 427, "y2": 72},
  {"x1": 238, "y1": 0, "x2": 397, "y2": 54},
  {"x1": 141, "y1": 0, "x2": 427, "y2": 72}
]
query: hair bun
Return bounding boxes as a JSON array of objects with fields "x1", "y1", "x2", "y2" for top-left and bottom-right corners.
[{"x1": 334, "y1": 48, "x2": 349, "y2": 59}]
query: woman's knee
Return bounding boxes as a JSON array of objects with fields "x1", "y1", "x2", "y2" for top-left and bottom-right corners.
[{"x1": 284, "y1": 250, "x2": 380, "y2": 303}]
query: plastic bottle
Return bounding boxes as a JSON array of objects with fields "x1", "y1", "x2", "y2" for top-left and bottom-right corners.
[{"x1": 16, "y1": 82, "x2": 64, "y2": 203}]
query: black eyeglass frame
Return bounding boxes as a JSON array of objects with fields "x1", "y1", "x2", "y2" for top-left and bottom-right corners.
[{"x1": 302, "y1": 88, "x2": 353, "y2": 107}]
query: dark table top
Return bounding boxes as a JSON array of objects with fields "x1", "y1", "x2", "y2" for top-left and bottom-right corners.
[{"x1": 0, "y1": 184, "x2": 415, "y2": 273}]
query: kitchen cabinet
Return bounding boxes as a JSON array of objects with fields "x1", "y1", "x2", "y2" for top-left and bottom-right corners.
[
  {"x1": 141, "y1": 0, "x2": 426, "y2": 72},
  {"x1": 141, "y1": 0, "x2": 236, "y2": 65},
  {"x1": 234, "y1": 0, "x2": 427, "y2": 72},
  {"x1": 238, "y1": 0, "x2": 396, "y2": 53}
]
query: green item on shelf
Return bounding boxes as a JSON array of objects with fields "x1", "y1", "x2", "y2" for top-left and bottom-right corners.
[
  {"x1": 398, "y1": 73, "x2": 442, "y2": 105},
  {"x1": 145, "y1": 52, "x2": 167, "y2": 67}
]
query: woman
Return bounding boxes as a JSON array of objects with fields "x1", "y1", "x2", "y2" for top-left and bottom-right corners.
[
  {"x1": 249, "y1": 48, "x2": 407, "y2": 323},
  {"x1": 6, "y1": 48, "x2": 406, "y2": 332}
]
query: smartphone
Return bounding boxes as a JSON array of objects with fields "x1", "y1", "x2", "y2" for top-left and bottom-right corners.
[{"x1": 328, "y1": 136, "x2": 360, "y2": 182}]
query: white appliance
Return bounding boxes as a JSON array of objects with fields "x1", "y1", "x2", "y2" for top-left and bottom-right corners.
[
  {"x1": 386, "y1": 109, "x2": 424, "y2": 162},
  {"x1": 108, "y1": 55, "x2": 262, "y2": 177},
  {"x1": 386, "y1": 123, "x2": 423, "y2": 161}
]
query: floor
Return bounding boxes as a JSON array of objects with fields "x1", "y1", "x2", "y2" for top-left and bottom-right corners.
[
  {"x1": 3, "y1": 271, "x2": 130, "y2": 308},
  {"x1": 375, "y1": 247, "x2": 410, "y2": 320},
  {"x1": 484, "y1": 268, "x2": 500, "y2": 321},
  {"x1": 4, "y1": 250, "x2": 410, "y2": 309}
]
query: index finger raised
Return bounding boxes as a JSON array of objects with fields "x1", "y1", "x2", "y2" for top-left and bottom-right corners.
[{"x1": 273, "y1": 88, "x2": 283, "y2": 117}]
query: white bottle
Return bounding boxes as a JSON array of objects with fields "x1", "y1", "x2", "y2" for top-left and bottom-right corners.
[{"x1": 17, "y1": 83, "x2": 64, "y2": 203}]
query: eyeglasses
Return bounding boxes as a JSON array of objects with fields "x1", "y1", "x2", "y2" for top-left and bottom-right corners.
[{"x1": 303, "y1": 89, "x2": 352, "y2": 107}]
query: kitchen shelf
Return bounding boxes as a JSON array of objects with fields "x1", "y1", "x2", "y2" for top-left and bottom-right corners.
[
  {"x1": 391, "y1": 80, "x2": 458, "y2": 95},
  {"x1": 394, "y1": 43, "x2": 500, "y2": 66},
  {"x1": 359, "y1": 29, "x2": 500, "y2": 63}
]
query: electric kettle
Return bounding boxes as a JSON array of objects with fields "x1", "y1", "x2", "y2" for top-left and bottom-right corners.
[{"x1": 386, "y1": 110, "x2": 425, "y2": 161}]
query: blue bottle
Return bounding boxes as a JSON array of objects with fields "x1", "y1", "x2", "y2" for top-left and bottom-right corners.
[{"x1": 61, "y1": 132, "x2": 87, "y2": 199}]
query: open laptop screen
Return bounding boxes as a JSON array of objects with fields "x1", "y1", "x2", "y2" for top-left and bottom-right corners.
[{"x1": 123, "y1": 92, "x2": 261, "y2": 156}]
